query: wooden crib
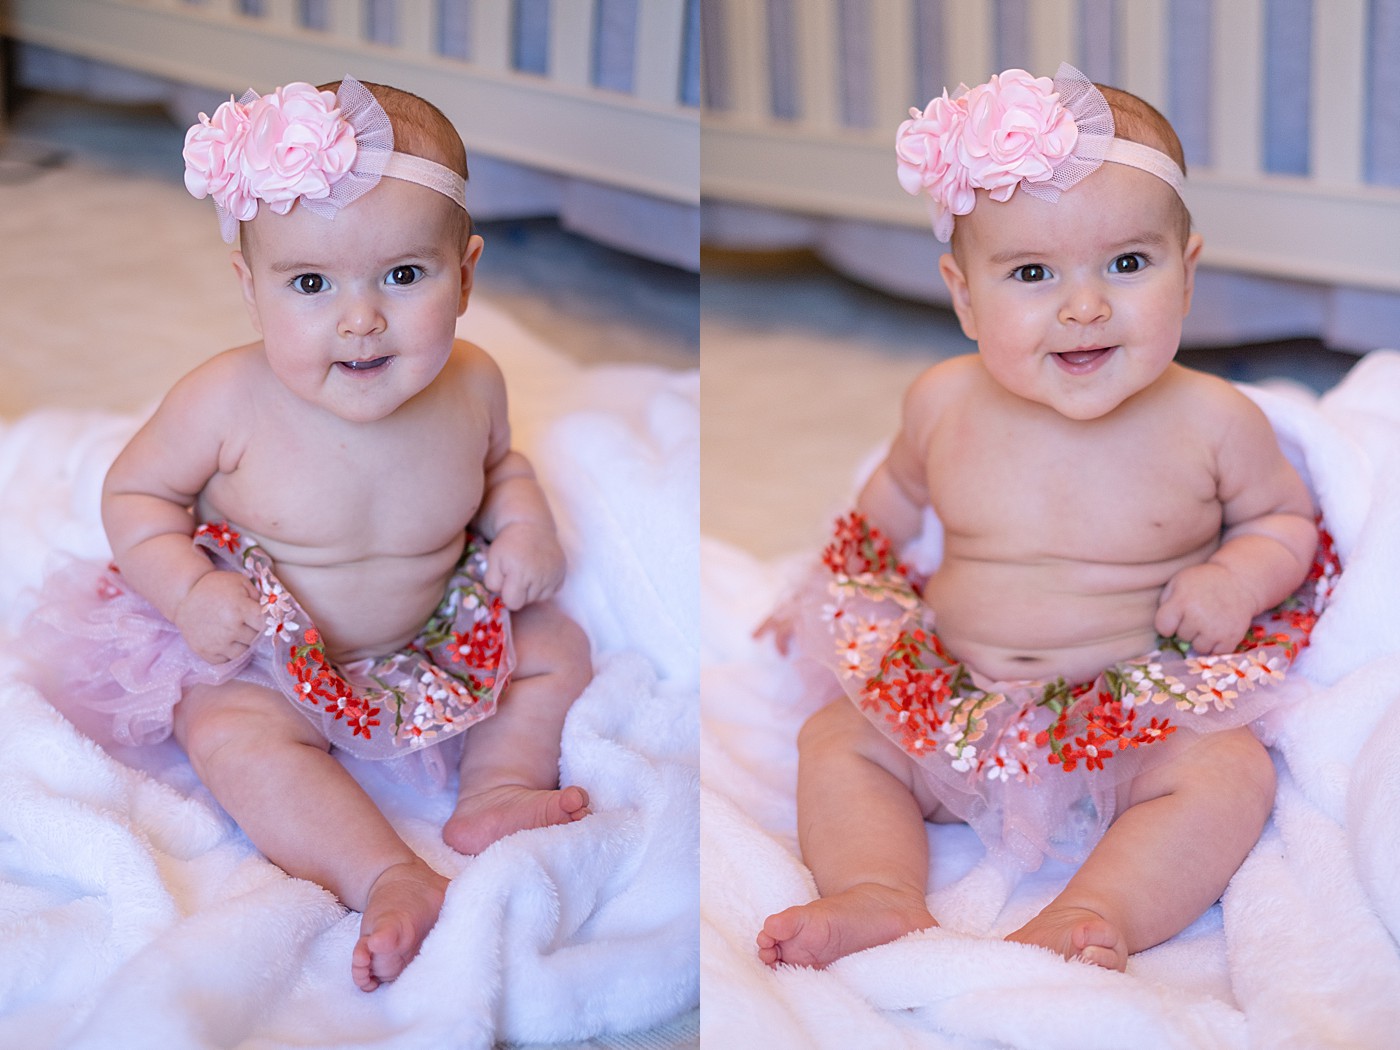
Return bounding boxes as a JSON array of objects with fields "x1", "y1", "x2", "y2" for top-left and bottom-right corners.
[
  {"x1": 701, "y1": 0, "x2": 1400, "y2": 349},
  {"x1": 1, "y1": 0, "x2": 700, "y2": 268}
]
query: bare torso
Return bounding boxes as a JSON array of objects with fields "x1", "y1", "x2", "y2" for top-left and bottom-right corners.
[
  {"x1": 196, "y1": 341, "x2": 494, "y2": 663},
  {"x1": 916, "y1": 359, "x2": 1225, "y2": 683}
]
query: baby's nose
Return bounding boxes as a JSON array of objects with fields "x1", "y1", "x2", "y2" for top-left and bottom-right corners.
[
  {"x1": 338, "y1": 295, "x2": 387, "y2": 337},
  {"x1": 1058, "y1": 280, "x2": 1111, "y2": 326}
]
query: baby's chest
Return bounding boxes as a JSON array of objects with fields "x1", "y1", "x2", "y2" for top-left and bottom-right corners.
[
  {"x1": 209, "y1": 420, "x2": 488, "y2": 551},
  {"x1": 926, "y1": 424, "x2": 1220, "y2": 550}
]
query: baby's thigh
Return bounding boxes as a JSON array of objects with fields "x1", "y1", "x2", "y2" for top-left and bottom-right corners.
[
  {"x1": 508, "y1": 601, "x2": 592, "y2": 683},
  {"x1": 798, "y1": 698, "x2": 960, "y2": 823},
  {"x1": 1117, "y1": 726, "x2": 1277, "y2": 817},
  {"x1": 174, "y1": 678, "x2": 329, "y2": 771}
]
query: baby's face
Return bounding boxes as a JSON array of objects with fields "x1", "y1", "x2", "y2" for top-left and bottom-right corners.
[
  {"x1": 233, "y1": 178, "x2": 479, "y2": 424},
  {"x1": 939, "y1": 163, "x2": 1203, "y2": 421}
]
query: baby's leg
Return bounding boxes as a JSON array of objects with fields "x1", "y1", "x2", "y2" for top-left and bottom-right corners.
[
  {"x1": 757, "y1": 697, "x2": 938, "y2": 969},
  {"x1": 173, "y1": 680, "x2": 446, "y2": 992},
  {"x1": 1007, "y1": 726, "x2": 1276, "y2": 970},
  {"x1": 442, "y1": 601, "x2": 593, "y2": 855}
]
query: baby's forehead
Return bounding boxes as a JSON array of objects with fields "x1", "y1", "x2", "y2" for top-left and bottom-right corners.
[{"x1": 955, "y1": 164, "x2": 1185, "y2": 254}]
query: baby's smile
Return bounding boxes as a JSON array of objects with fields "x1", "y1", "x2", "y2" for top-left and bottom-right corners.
[
  {"x1": 337, "y1": 356, "x2": 394, "y2": 374},
  {"x1": 1052, "y1": 347, "x2": 1116, "y2": 374}
]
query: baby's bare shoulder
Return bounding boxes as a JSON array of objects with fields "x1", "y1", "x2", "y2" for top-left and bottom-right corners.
[
  {"x1": 1159, "y1": 365, "x2": 1272, "y2": 436},
  {"x1": 437, "y1": 339, "x2": 506, "y2": 399},
  {"x1": 904, "y1": 354, "x2": 980, "y2": 413}
]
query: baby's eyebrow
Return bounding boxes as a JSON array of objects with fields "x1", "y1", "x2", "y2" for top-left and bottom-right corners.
[
  {"x1": 266, "y1": 245, "x2": 447, "y2": 274},
  {"x1": 268, "y1": 259, "x2": 327, "y2": 274},
  {"x1": 986, "y1": 230, "x2": 1172, "y2": 266}
]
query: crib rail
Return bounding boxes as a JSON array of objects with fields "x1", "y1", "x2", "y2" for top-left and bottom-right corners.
[
  {"x1": 2, "y1": 0, "x2": 698, "y2": 206},
  {"x1": 701, "y1": 0, "x2": 1400, "y2": 293}
]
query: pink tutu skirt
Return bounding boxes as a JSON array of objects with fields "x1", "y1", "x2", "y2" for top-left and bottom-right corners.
[
  {"x1": 794, "y1": 512, "x2": 1341, "y2": 870},
  {"x1": 24, "y1": 522, "x2": 513, "y2": 779}
]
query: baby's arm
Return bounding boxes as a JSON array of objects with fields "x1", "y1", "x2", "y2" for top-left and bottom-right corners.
[
  {"x1": 757, "y1": 367, "x2": 940, "y2": 651},
  {"x1": 854, "y1": 369, "x2": 939, "y2": 548},
  {"x1": 1155, "y1": 390, "x2": 1317, "y2": 655},
  {"x1": 102, "y1": 358, "x2": 263, "y2": 663},
  {"x1": 469, "y1": 352, "x2": 565, "y2": 611}
]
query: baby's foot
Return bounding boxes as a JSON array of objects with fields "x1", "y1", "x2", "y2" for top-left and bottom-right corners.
[
  {"x1": 756, "y1": 883, "x2": 936, "y2": 969},
  {"x1": 1005, "y1": 904, "x2": 1129, "y2": 971},
  {"x1": 442, "y1": 783, "x2": 590, "y2": 855},
  {"x1": 351, "y1": 860, "x2": 450, "y2": 992}
]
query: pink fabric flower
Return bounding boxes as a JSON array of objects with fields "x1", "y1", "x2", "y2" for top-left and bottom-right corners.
[
  {"x1": 183, "y1": 97, "x2": 256, "y2": 221},
  {"x1": 895, "y1": 93, "x2": 972, "y2": 242},
  {"x1": 240, "y1": 83, "x2": 357, "y2": 215},
  {"x1": 894, "y1": 67, "x2": 1084, "y2": 240},
  {"x1": 182, "y1": 83, "x2": 357, "y2": 225},
  {"x1": 957, "y1": 70, "x2": 1078, "y2": 202}
]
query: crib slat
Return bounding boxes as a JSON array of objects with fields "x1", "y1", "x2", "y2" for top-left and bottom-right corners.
[
  {"x1": 261, "y1": 0, "x2": 299, "y2": 29},
  {"x1": 1118, "y1": 0, "x2": 1168, "y2": 113},
  {"x1": 1027, "y1": 0, "x2": 1076, "y2": 77},
  {"x1": 869, "y1": 0, "x2": 913, "y2": 125},
  {"x1": 472, "y1": 0, "x2": 512, "y2": 70},
  {"x1": 634, "y1": 0, "x2": 686, "y2": 106},
  {"x1": 549, "y1": 0, "x2": 595, "y2": 89},
  {"x1": 326, "y1": 0, "x2": 367, "y2": 43},
  {"x1": 1311, "y1": 0, "x2": 1366, "y2": 184},
  {"x1": 722, "y1": 0, "x2": 770, "y2": 121},
  {"x1": 1210, "y1": 0, "x2": 1263, "y2": 177},
  {"x1": 944, "y1": 0, "x2": 994, "y2": 87},
  {"x1": 792, "y1": 0, "x2": 838, "y2": 130},
  {"x1": 396, "y1": 0, "x2": 435, "y2": 57}
]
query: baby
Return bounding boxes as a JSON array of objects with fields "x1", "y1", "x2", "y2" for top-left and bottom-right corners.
[
  {"x1": 757, "y1": 65, "x2": 1331, "y2": 971},
  {"x1": 34, "y1": 77, "x2": 592, "y2": 991}
]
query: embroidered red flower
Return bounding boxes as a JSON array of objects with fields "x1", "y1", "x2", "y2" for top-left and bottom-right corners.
[{"x1": 195, "y1": 521, "x2": 241, "y2": 551}]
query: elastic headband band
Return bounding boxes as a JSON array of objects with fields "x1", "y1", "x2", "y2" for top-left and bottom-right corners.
[
  {"x1": 895, "y1": 63, "x2": 1187, "y2": 241},
  {"x1": 183, "y1": 75, "x2": 468, "y2": 243}
]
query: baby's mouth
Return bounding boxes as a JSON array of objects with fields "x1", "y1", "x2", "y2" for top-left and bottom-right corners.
[
  {"x1": 1053, "y1": 347, "x2": 1115, "y2": 373},
  {"x1": 336, "y1": 356, "x2": 392, "y2": 374}
]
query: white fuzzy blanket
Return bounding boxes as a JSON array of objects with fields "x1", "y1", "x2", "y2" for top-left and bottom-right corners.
[
  {"x1": 701, "y1": 351, "x2": 1400, "y2": 1049},
  {"x1": 0, "y1": 303, "x2": 699, "y2": 1048}
]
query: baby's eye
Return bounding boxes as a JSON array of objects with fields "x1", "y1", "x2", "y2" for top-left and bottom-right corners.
[
  {"x1": 292, "y1": 273, "x2": 327, "y2": 295},
  {"x1": 1111, "y1": 253, "x2": 1147, "y2": 274},
  {"x1": 386, "y1": 265, "x2": 423, "y2": 286},
  {"x1": 1011, "y1": 263, "x2": 1051, "y2": 283}
]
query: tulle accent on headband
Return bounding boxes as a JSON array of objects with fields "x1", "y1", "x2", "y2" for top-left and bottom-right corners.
[
  {"x1": 895, "y1": 62, "x2": 1187, "y2": 241},
  {"x1": 183, "y1": 75, "x2": 468, "y2": 243}
]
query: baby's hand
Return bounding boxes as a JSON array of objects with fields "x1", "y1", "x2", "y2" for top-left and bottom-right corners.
[
  {"x1": 1154, "y1": 562, "x2": 1258, "y2": 656},
  {"x1": 173, "y1": 570, "x2": 264, "y2": 664},
  {"x1": 753, "y1": 609, "x2": 797, "y2": 655},
  {"x1": 483, "y1": 523, "x2": 566, "y2": 610}
]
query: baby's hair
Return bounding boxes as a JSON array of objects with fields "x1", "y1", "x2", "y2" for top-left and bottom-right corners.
[
  {"x1": 1094, "y1": 84, "x2": 1193, "y2": 243},
  {"x1": 239, "y1": 79, "x2": 475, "y2": 257}
]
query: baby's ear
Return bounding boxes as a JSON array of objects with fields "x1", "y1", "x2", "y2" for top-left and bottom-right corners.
[
  {"x1": 1180, "y1": 232, "x2": 1205, "y2": 315},
  {"x1": 230, "y1": 251, "x2": 263, "y2": 335},
  {"x1": 938, "y1": 252, "x2": 978, "y2": 341},
  {"x1": 457, "y1": 234, "x2": 484, "y2": 316}
]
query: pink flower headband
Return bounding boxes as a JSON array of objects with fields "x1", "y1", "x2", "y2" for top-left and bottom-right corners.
[
  {"x1": 895, "y1": 63, "x2": 1186, "y2": 241},
  {"x1": 183, "y1": 75, "x2": 468, "y2": 243}
]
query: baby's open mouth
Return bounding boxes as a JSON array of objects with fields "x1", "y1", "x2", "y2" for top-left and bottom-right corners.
[
  {"x1": 1053, "y1": 347, "x2": 1115, "y2": 372},
  {"x1": 337, "y1": 356, "x2": 392, "y2": 373}
]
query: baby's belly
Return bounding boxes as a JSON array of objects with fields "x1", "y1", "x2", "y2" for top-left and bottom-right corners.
[
  {"x1": 251, "y1": 535, "x2": 467, "y2": 664},
  {"x1": 924, "y1": 559, "x2": 1169, "y2": 685}
]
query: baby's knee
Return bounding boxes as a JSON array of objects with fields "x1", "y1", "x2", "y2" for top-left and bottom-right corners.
[
  {"x1": 178, "y1": 685, "x2": 328, "y2": 774},
  {"x1": 512, "y1": 603, "x2": 592, "y2": 690},
  {"x1": 1222, "y1": 730, "x2": 1277, "y2": 815},
  {"x1": 797, "y1": 698, "x2": 878, "y2": 760}
]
